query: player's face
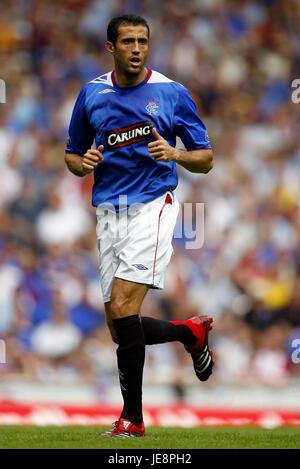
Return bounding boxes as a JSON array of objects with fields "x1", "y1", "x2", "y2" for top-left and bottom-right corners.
[{"x1": 107, "y1": 25, "x2": 149, "y2": 78}]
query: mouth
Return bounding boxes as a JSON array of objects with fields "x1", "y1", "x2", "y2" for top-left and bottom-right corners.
[{"x1": 129, "y1": 57, "x2": 142, "y2": 68}]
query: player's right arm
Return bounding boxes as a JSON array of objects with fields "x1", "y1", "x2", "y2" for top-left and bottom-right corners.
[
  {"x1": 65, "y1": 146, "x2": 103, "y2": 177},
  {"x1": 64, "y1": 84, "x2": 102, "y2": 177}
]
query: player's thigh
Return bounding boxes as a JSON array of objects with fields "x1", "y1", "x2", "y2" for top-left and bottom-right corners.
[{"x1": 109, "y1": 277, "x2": 149, "y2": 319}]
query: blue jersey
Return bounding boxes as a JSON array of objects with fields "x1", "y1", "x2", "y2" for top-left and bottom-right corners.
[{"x1": 65, "y1": 69, "x2": 211, "y2": 208}]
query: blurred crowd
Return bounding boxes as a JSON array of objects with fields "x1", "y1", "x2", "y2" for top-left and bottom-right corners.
[{"x1": 1, "y1": 0, "x2": 300, "y2": 400}]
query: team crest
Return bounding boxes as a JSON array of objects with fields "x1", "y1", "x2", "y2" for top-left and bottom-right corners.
[{"x1": 145, "y1": 97, "x2": 160, "y2": 116}]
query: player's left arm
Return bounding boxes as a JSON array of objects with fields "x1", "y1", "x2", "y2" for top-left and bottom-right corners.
[
  {"x1": 148, "y1": 128, "x2": 213, "y2": 173},
  {"x1": 148, "y1": 85, "x2": 213, "y2": 173}
]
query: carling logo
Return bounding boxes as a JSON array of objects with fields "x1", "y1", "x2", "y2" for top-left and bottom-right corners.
[{"x1": 106, "y1": 120, "x2": 153, "y2": 149}]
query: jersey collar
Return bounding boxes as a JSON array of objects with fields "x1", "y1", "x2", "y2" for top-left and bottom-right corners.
[{"x1": 111, "y1": 69, "x2": 152, "y2": 90}]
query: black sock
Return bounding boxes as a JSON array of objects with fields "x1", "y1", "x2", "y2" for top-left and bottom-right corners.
[
  {"x1": 113, "y1": 315, "x2": 145, "y2": 424},
  {"x1": 141, "y1": 316, "x2": 196, "y2": 347}
]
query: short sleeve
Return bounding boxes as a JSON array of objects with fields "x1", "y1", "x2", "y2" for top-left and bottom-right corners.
[
  {"x1": 174, "y1": 86, "x2": 211, "y2": 150},
  {"x1": 65, "y1": 86, "x2": 95, "y2": 156}
]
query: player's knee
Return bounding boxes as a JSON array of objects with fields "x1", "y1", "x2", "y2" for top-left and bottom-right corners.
[{"x1": 109, "y1": 297, "x2": 131, "y2": 318}]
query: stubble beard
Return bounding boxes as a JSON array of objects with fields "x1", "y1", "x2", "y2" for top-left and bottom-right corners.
[{"x1": 117, "y1": 54, "x2": 147, "y2": 78}]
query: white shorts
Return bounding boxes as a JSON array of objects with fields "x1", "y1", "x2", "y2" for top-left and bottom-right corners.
[{"x1": 96, "y1": 192, "x2": 179, "y2": 303}]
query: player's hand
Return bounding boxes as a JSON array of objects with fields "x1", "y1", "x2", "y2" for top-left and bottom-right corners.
[
  {"x1": 148, "y1": 128, "x2": 178, "y2": 162},
  {"x1": 82, "y1": 145, "x2": 104, "y2": 174}
]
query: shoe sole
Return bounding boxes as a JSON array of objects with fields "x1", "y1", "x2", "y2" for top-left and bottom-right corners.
[{"x1": 101, "y1": 426, "x2": 145, "y2": 438}]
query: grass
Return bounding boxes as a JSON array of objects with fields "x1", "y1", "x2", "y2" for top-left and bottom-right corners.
[{"x1": 0, "y1": 426, "x2": 299, "y2": 449}]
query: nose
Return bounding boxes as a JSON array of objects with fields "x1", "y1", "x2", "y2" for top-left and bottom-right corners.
[{"x1": 132, "y1": 40, "x2": 141, "y2": 54}]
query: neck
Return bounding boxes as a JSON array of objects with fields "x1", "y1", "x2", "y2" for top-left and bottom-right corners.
[{"x1": 114, "y1": 67, "x2": 148, "y2": 87}]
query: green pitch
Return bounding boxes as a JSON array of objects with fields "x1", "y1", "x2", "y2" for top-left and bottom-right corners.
[{"x1": 0, "y1": 426, "x2": 299, "y2": 449}]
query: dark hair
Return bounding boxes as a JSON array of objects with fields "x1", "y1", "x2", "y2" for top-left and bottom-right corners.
[{"x1": 107, "y1": 14, "x2": 150, "y2": 44}]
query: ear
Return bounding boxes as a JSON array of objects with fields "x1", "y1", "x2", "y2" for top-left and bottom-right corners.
[{"x1": 106, "y1": 41, "x2": 114, "y2": 54}]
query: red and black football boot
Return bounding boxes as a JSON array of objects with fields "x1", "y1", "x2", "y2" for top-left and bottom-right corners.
[
  {"x1": 182, "y1": 315, "x2": 214, "y2": 382},
  {"x1": 102, "y1": 418, "x2": 145, "y2": 437}
]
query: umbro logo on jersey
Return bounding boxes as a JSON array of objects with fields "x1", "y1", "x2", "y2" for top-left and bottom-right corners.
[
  {"x1": 98, "y1": 88, "x2": 116, "y2": 94},
  {"x1": 106, "y1": 120, "x2": 153, "y2": 149},
  {"x1": 132, "y1": 264, "x2": 149, "y2": 271}
]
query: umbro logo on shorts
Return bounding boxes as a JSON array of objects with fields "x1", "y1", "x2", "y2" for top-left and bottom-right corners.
[
  {"x1": 132, "y1": 264, "x2": 149, "y2": 271},
  {"x1": 106, "y1": 120, "x2": 153, "y2": 149}
]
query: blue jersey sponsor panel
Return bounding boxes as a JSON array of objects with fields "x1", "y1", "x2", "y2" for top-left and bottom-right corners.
[{"x1": 66, "y1": 70, "x2": 211, "y2": 208}]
